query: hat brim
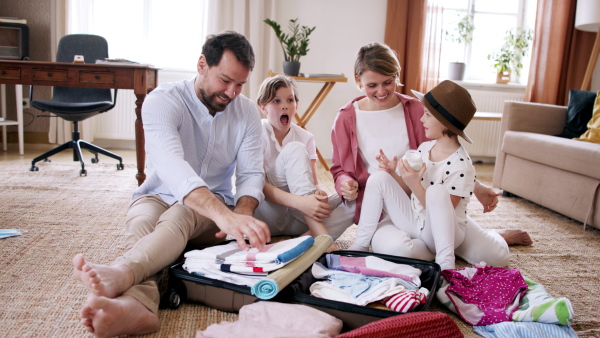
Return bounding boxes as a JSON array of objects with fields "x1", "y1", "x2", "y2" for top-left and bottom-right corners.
[{"x1": 410, "y1": 89, "x2": 472, "y2": 144}]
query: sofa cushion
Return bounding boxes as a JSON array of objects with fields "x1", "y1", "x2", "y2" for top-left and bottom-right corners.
[
  {"x1": 556, "y1": 89, "x2": 597, "y2": 139},
  {"x1": 575, "y1": 93, "x2": 600, "y2": 144},
  {"x1": 502, "y1": 131, "x2": 600, "y2": 180}
]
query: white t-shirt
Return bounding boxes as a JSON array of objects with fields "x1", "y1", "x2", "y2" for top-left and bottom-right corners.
[
  {"x1": 261, "y1": 119, "x2": 317, "y2": 174},
  {"x1": 354, "y1": 101, "x2": 410, "y2": 174},
  {"x1": 411, "y1": 140, "x2": 476, "y2": 226}
]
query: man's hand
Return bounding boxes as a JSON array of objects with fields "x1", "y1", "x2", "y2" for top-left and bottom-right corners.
[
  {"x1": 341, "y1": 179, "x2": 359, "y2": 201},
  {"x1": 474, "y1": 181, "x2": 500, "y2": 213},
  {"x1": 214, "y1": 212, "x2": 270, "y2": 250},
  {"x1": 184, "y1": 188, "x2": 270, "y2": 251},
  {"x1": 296, "y1": 194, "x2": 333, "y2": 222}
]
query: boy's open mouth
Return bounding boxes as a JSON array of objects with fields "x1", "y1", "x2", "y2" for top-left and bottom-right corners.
[{"x1": 280, "y1": 114, "x2": 289, "y2": 125}]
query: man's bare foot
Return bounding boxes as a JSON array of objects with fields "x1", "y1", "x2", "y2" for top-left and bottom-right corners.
[
  {"x1": 80, "y1": 294, "x2": 160, "y2": 337},
  {"x1": 497, "y1": 229, "x2": 533, "y2": 246},
  {"x1": 73, "y1": 254, "x2": 134, "y2": 298}
]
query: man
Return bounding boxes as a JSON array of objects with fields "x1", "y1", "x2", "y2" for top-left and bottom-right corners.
[{"x1": 72, "y1": 31, "x2": 270, "y2": 337}]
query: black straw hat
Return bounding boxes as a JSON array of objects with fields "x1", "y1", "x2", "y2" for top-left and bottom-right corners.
[{"x1": 411, "y1": 80, "x2": 476, "y2": 144}]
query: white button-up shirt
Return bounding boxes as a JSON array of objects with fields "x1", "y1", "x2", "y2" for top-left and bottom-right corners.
[{"x1": 133, "y1": 77, "x2": 264, "y2": 206}]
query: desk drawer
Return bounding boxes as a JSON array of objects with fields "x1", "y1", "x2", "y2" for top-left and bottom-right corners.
[
  {"x1": 0, "y1": 67, "x2": 21, "y2": 80},
  {"x1": 33, "y1": 69, "x2": 68, "y2": 82},
  {"x1": 80, "y1": 71, "x2": 115, "y2": 84}
]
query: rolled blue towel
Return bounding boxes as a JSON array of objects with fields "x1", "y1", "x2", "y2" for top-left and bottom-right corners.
[
  {"x1": 251, "y1": 278, "x2": 279, "y2": 299},
  {"x1": 276, "y1": 236, "x2": 314, "y2": 263}
]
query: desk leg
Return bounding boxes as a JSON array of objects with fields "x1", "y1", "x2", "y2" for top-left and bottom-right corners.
[{"x1": 135, "y1": 93, "x2": 146, "y2": 186}]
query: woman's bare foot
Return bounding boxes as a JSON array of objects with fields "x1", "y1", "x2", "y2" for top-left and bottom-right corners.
[
  {"x1": 80, "y1": 294, "x2": 160, "y2": 337},
  {"x1": 497, "y1": 229, "x2": 533, "y2": 246},
  {"x1": 73, "y1": 254, "x2": 134, "y2": 298}
]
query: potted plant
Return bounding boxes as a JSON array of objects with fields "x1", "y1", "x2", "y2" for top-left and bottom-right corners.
[
  {"x1": 264, "y1": 18, "x2": 316, "y2": 76},
  {"x1": 488, "y1": 27, "x2": 533, "y2": 84},
  {"x1": 444, "y1": 14, "x2": 475, "y2": 81}
]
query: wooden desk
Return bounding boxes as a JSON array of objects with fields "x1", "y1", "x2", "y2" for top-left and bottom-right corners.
[
  {"x1": 0, "y1": 60, "x2": 158, "y2": 185},
  {"x1": 268, "y1": 70, "x2": 347, "y2": 170}
]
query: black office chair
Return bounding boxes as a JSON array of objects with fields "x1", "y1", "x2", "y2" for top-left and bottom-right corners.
[{"x1": 29, "y1": 34, "x2": 123, "y2": 176}]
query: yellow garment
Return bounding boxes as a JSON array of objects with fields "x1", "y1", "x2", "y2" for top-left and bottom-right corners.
[{"x1": 575, "y1": 91, "x2": 600, "y2": 143}]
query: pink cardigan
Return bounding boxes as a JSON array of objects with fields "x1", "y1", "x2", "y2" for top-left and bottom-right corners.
[{"x1": 330, "y1": 92, "x2": 429, "y2": 224}]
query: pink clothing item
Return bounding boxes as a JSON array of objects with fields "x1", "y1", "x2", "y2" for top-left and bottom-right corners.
[
  {"x1": 330, "y1": 93, "x2": 429, "y2": 224},
  {"x1": 441, "y1": 265, "x2": 528, "y2": 326},
  {"x1": 196, "y1": 301, "x2": 342, "y2": 338}
]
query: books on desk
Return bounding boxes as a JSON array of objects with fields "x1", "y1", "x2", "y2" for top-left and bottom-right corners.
[{"x1": 95, "y1": 58, "x2": 154, "y2": 67}]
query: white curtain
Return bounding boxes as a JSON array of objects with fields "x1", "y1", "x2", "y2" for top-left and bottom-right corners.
[
  {"x1": 207, "y1": 0, "x2": 277, "y2": 102},
  {"x1": 49, "y1": 0, "x2": 73, "y2": 144}
]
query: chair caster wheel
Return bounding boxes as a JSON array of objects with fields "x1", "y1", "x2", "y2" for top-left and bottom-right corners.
[
  {"x1": 91, "y1": 157, "x2": 99, "y2": 164},
  {"x1": 29, "y1": 166, "x2": 39, "y2": 172},
  {"x1": 80, "y1": 169, "x2": 87, "y2": 176},
  {"x1": 117, "y1": 163, "x2": 124, "y2": 170},
  {"x1": 43, "y1": 158, "x2": 51, "y2": 162}
]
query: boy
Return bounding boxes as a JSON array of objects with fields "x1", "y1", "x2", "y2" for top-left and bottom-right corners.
[
  {"x1": 254, "y1": 75, "x2": 339, "y2": 247},
  {"x1": 348, "y1": 80, "x2": 478, "y2": 271}
]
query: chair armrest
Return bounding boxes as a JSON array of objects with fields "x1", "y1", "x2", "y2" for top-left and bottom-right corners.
[
  {"x1": 500, "y1": 101, "x2": 567, "y2": 136},
  {"x1": 494, "y1": 101, "x2": 567, "y2": 188}
]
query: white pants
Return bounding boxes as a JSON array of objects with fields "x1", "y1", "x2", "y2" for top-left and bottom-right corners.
[
  {"x1": 254, "y1": 141, "x2": 352, "y2": 237},
  {"x1": 358, "y1": 171, "x2": 510, "y2": 268}
]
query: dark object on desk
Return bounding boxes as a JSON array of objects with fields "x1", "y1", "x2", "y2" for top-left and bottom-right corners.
[
  {"x1": 29, "y1": 34, "x2": 123, "y2": 176},
  {"x1": 0, "y1": 22, "x2": 29, "y2": 60}
]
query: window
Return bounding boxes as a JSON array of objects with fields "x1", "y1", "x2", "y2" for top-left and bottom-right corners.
[
  {"x1": 440, "y1": 0, "x2": 537, "y2": 84},
  {"x1": 67, "y1": 0, "x2": 208, "y2": 71}
]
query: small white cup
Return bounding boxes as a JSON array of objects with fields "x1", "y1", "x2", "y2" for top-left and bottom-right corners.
[{"x1": 402, "y1": 150, "x2": 423, "y2": 171}]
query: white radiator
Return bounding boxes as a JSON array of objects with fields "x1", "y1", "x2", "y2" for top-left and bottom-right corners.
[
  {"x1": 93, "y1": 69, "x2": 196, "y2": 142},
  {"x1": 461, "y1": 86, "x2": 526, "y2": 161}
]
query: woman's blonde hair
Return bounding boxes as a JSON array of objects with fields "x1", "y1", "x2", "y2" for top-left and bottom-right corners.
[
  {"x1": 256, "y1": 74, "x2": 299, "y2": 106},
  {"x1": 354, "y1": 42, "x2": 402, "y2": 89}
]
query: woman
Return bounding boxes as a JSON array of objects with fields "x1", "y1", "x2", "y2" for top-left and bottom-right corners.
[{"x1": 330, "y1": 42, "x2": 531, "y2": 267}]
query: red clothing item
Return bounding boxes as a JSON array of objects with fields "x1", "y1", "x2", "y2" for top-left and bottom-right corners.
[{"x1": 330, "y1": 93, "x2": 429, "y2": 224}]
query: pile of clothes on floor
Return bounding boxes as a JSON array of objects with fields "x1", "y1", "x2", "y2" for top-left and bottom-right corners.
[
  {"x1": 308, "y1": 254, "x2": 430, "y2": 313},
  {"x1": 438, "y1": 262, "x2": 577, "y2": 337},
  {"x1": 183, "y1": 235, "x2": 314, "y2": 287}
]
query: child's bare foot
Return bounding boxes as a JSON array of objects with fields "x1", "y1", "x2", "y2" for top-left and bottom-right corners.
[
  {"x1": 497, "y1": 229, "x2": 533, "y2": 246},
  {"x1": 73, "y1": 254, "x2": 134, "y2": 298},
  {"x1": 80, "y1": 294, "x2": 160, "y2": 337}
]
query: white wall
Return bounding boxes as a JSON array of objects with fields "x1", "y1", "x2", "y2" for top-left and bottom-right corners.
[{"x1": 264, "y1": 0, "x2": 388, "y2": 160}]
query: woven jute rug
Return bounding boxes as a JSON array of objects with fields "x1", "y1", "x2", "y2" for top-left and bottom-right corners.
[{"x1": 0, "y1": 162, "x2": 598, "y2": 337}]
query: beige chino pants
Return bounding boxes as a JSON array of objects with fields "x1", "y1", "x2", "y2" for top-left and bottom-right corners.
[{"x1": 114, "y1": 194, "x2": 228, "y2": 315}]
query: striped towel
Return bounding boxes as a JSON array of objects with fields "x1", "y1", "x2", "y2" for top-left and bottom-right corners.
[{"x1": 184, "y1": 236, "x2": 314, "y2": 274}]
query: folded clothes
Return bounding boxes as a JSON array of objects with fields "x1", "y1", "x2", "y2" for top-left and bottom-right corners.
[
  {"x1": 184, "y1": 236, "x2": 314, "y2": 274},
  {"x1": 326, "y1": 254, "x2": 422, "y2": 286},
  {"x1": 185, "y1": 264, "x2": 264, "y2": 287},
  {"x1": 196, "y1": 301, "x2": 343, "y2": 338},
  {"x1": 383, "y1": 288, "x2": 429, "y2": 313},
  {"x1": 310, "y1": 262, "x2": 406, "y2": 306}
]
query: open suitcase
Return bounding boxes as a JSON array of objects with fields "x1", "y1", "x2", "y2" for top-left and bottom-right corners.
[
  {"x1": 286, "y1": 251, "x2": 442, "y2": 332},
  {"x1": 163, "y1": 246, "x2": 441, "y2": 332}
]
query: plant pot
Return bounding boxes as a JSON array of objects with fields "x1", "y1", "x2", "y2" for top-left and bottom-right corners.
[
  {"x1": 447, "y1": 62, "x2": 466, "y2": 81},
  {"x1": 496, "y1": 70, "x2": 511, "y2": 84},
  {"x1": 283, "y1": 61, "x2": 301, "y2": 77}
]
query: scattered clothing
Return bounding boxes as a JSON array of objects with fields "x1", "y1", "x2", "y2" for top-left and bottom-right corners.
[
  {"x1": 439, "y1": 264, "x2": 528, "y2": 326},
  {"x1": 326, "y1": 253, "x2": 422, "y2": 286},
  {"x1": 473, "y1": 321, "x2": 578, "y2": 338},
  {"x1": 196, "y1": 301, "x2": 342, "y2": 338},
  {"x1": 383, "y1": 287, "x2": 429, "y2": 313},
  {"x1": 512, "y1": 279, "x2": 574, "y2": 326}
]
